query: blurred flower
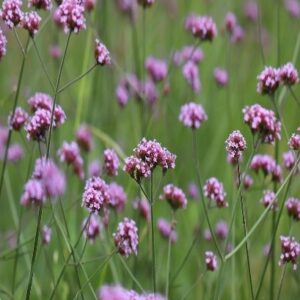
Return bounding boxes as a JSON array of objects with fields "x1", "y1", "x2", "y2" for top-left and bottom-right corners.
[
  {"x1": 173, "y1": 45, "x2": 204, "y2": 66},
  {"x1": 289, "y1": 133, "x2": 300, "y2": 150},
  {"x1": 160, "y1": 184, "x2": 187, "y2": 210},
  {"x1": 279, "y1": 236, "x2": 300, "y2": 270},
  {"x1": 0, "y1": 29, "x2": 7, "y2": 61},
  {"x1": 244, "y1": 1, "x2": 258, "y2": 22},
  {"x1": 83, "y1": 214, "x2": 102, "y2": 242},
  {"x1": 214, "y1": 67, "x2": 228, "y2": 87},
  {"x1": 49, "y1": 45, "x2": 61, "y2": 59},
  {"x1": 286, "y1": 197, "x2": 300, "y2": 221},
  {"x1": 133, "y1": 198, "x2": 150, "y2": 222},
  {"x1": 95, "y1": 39, "x2": 111, "y2": 65},
  {"x1": 187, "y1": 182, "x2": 199, "y2": 199},
  {"x1": 157, "y1": 218, "x2": 177, "y2": 243},
  {"x1": 8, "y1": 107, "x2": 28, "y2": 131},
  {"x1": 260, "y1": 190, "x2": 277, "y2": 210},
  {"x1": 8, "y1": 143, "x2": 23, "y2": 162},
  {"x1": 20, "y1": 179, "x2": 45, "y2": 206},
  {"x1": 137, "y1": 0, "x2": 155, "y2": 8},
  {"x1": 0, "y1": 0, "x2": 23, "y2": 29},
  {"x1": 179, "y1": 102, "x2": 207, "y2": 129},
  {"x1": 27, "y1": 92, "x2": 52, "y2": 112},
  {"x1": 76, "y1": 124, "x2": 93, "y2": 152},
  {"x1": 205, "y1": 251, "x2": 218, "y2": 271},
  {"x1": 42, "y1": 225, "x2": 52, "y2": 245},
  {"x1": 103, "y1": 148, "x2": 119, "y2": 177},
  {"x1": 284, "y1": 0, "x2": 300, "y2": 18},
  {"x1": 145, "y1": 57, "x2": 168, "y2": 82},
  {"x1": 204, "y1": 177, "x2": 228, "y2": 208},
  {"x1": 84, "y1": 0, "x2": 96, "y2": 11},
  {"x1": 257, "y1": 66, "x2": 280, "y2": 95},
  {"x1": 215, "y1": 220, "x2": 228, "y2": 240},
  {"x1": 182, "y1": 61, "x2": 201, "y2": 93},
  {"x1": 88, "y1": 160, "x2": 101, "y2": 177},
  {"x1": 108, "y1": 182, "x2": 127, "y2": 212},
  {"x1": 282, "y1": 151, "x2": 296, "y2": 170},
  {"x1": 224, "y1": 12, "x2": 237, "y2": 34},
  {"x1": 243, "y1": 174, "x2": 253, "y2": 190},
  {"x1": 230, "y1": 25, "x2": 244, "y2": 43},
  {"x1": 28, "y1": 0, "x2": 52, "y2": 10}
]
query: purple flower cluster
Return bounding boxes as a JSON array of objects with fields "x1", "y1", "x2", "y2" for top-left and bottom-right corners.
[
  {"x1": 285, "y1": 0, "x2": 300, "y2": 18},
  {"x1": 224, "y1": 12, "x2": 244, "y2": 43},
  {"x1": 157, "y1": 218, "x2": 177, "y2": 243},
  {"x1": 88, "y1": 160, "x2": 101, "y2": 177},
  {"x1": 0, "y1": 30, "x2": 7, "y2": 61},
  {"x1": 173, "y1": 45, "x2": 204, "y2": 66},
  {"x1": 289, "y1": 133, "x2": 300, "y2": 150},
  {"x1": 133, "y1": 198, "x2": 150, "y2": 222},
  {"x1": 260, "y1": 190, "x2": 277, "y2": 210},
  {"x1": 108, "y1": 182, "x2": 127, "y2": 212},
  {"x1": 187, "y1": 182, "x2": 199, "y2": 199},
  {"x1": 204, "y1": 177, "x2": 228, "y2": 208},
  {"x1": 215, "y1": 220, "x2": 228, "y2": 240},
  {"x1": 54, "y1": 0, "x2": 86, "y2": 34},
  {"x1": 282, "y1": 151, "x2": 296, "y2": 170},
  {"x1": 28, "y1": 0, "x2": 52, "y2": 11},
  {"x1": 58, "y1": 141, "x2": 84, "y2": 179},
  {"x1": 182, "y1": 61, "x2": 201, "y2": 93},
  {"x1": 113, "y1": 218, "x2": 138, "y2": 257},
  {"x1": 82, "y1": 176, "x2": 110, "y2": 213},
  {"x1": 214, "y1": 68, "x2": 228, "y2": 87},
  {"x1": 225, "y1": 130, "x2": 247, "y2": 163},
  {"x1": 205, "y1": 251, "x2": 218, "y2": 271},
  {"x1": 22, "y1": 11, "x2": 41, "y2": 36},
  {"x1": 280, "y1": 62, "x2": 299, "y2": 85},
  {"x1": 8, "y1": 107, "x2": 28, "y2": 131},
  {"x1": 279, "y1": 236, "x2": 300, "y2": 270},
  {"x1": 0, "y1": 0, "x2": 23, "y2": 29},
  {"x1": 179, "y1": 102, "x2": 207, "y2": 129},
  {"x1": 145, "y1": 57, "x2": 167, "y2": 82},
  {"x1": 160, "y1": 184, "x2": 187, "y2": 210},
  {"x1": 83, "y1": 214, "x2": 102, "y2": 242},
  {"x1": 95, "y1": 39, "x2": 111, "y2": 65},
  {"x1": 103, "y1": 148, "x2": 119, "y2": 176},
  {"x1": 76, "y1": 124, "x2": 92, "y2": 152},
  {"x1": 286, "y1": 197, "x2": 300, "y2": 221},
  {"x1": 185, "y1": 15, "x2": 217, "y2": 41},
  {"x1": 244, "y1": 1, "x2": 258, "y2": 22},
  {"x1": 243, "y1": 104, "x2": 281, "y2": 144}
]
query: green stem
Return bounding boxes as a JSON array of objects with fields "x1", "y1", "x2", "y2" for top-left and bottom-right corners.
[{"x1": 276, "y1": 264, "x2": 287, "y2": 300}]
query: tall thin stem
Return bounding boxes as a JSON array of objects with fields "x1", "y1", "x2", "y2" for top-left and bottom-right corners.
[{"x1": 150, "y1": 173, "x2": 156, "y2": 294}]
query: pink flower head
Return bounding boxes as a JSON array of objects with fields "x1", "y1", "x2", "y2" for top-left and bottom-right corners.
[
  {"x1": 108, "y1": 182, "x2": 127, "y2": 212},
  {"x1": 42, "y1": 225, "x2": 52, "y2": 245},
  {"x1": 49, "y1": 45, "x2": 61, "y2": 59},
  {"x1": 0, "y1": 30, "x2": 7, "y2": 61},
  {"x1": 54, "y1": 0, "x2": 86, "y2": 33},
  {"x1": 173, "y1": 45, "x2": 204, "y2": 66},
  {"x1": 182, "y1": 61, "x2": 201, "y2": 93},
  {"x1": 282, "y1": 151, "x2": 296, "y2": 170},
  {"x1": 215, "y1": 220, "x2": 228, "y2": 240},
  {"x1": 113, "y1": 218, "x2": 138, "y2": 257},
  {"x1": 185, "y1": 15, "x2": 217, "y2": 41},
  {"x1": 76, "y1": 124, "x2": 92, "y2": 152},
  {"x1": 214, "y1": 67, "x2": 228, "y2": 87},
  {"x1": 98, "y1": 285, "x2": 130, "y2": 300},
  {"x1": 157, "y1": 218, "x2": 177, "y2": 243},
  {"x1": 82, "y1": 177, "x2": 110, "y2": 212},
  {"x1": 243, "y1": 104, "x2": 281, "y2": 144},
  {"x1": 225, "y1": 130, "x2": 246, "y2": 163},
  {"x1": 103, "y1": 148, "x2": 119, "y2": 176},
  {"x1": 286, "y1": 197, "x2": 300, "y2": 221},
  {"x1": 20, "y1": 179, "x2": 45, "y2": 206},
  {"x1": 261, "y1": 190, "x2": 277, "y2": 210},
  {"x1": 32, "y1": 157, "x2": 66, "y2": 198},
  {"x1": 205, "y1": 251, "x2": 218, "y2": 271},
  {"x1": 133, "y1": 198, "x2": 150, "y2": 222},
  {"x1": 257, "y1": 66, "x2": 280, "y2": 95},
  {"x1": 27, "y1": 92, "x2": 52, "y2": 112},
  {"x1": 84, "y1": 0, "x2": 96, "y2": 11},
  {"x1": 22, "y1": 11, "x2": 41, "y2": 36},
  {"x1": 187, "y1": 182, "x2": 199, "y2": 199},
  {"x1": 280, "y1": 62, "x2": 299, "y2": 85},
  {"x1": 95, "y1": 39, "x2": 111, "y2": 65},
  {"x1": 279, "y1": 236, "x2": 300, "y2": 270},
  {"x1": 137, "y1": 0, "x2": 155, "y2": 8},
  {"x1": 8, "y1": 143, "x2": 23, "y2": 162},
  {"x1": 244, "y1": 1, "x2": 258, "y2": 22},
  {"x1": 142, "y1": 80, "x2": 158, "y2": 106},
  {"x1": 230, "y1": 25, "x2": 244, "y2": 43},
  {"x1": 243, "y1": 174, "x2": 254, "y2": 190},
  {"x1": 83, "y1": 214, "x2": 102, "y2": 242},
  {"x1": 179, "y1": 102, "x2": 207, "y2": 129},
  {"x1": 145, "y1": 57, "x2": 168, "y2": 82},
  {"x1": 8, "y1": 107, "x2": 28, "y2": 131},
  {"x1": 0, "y1": 0, "x2": 23, "y2": 29},
  {"x1": 289, "y1": 133, "x2": 300, "y2": 150},
  {"x1": 28, "y1": 0, "x2": 52, "y2": 11},
  {"x1": 224, "y1": 12, "x2": 237, "y2": 34},
  {"x1": 285, "y1": 0, "x2": 300, "y2": 18},
  {"x1": 25, "y1": 109, "x2": 51, "y2": 141},
  {"x1": 160, "y1": 184, "x2": 187, "y2": 210},
  {"x1": 88, "y1": 160, "x2": 101, "y2": 177},
  {"x1": 123, "y1": 156, "x2": 151, "y2": 182},
  {"x1": 116, "y1": 84, "x2": 130, "y2": 107},
  {"x1": 134, "y1": 138, "x2": 176, "y2": 172},
  {"x1": 203, "y1": 228, "x2": 212, "y2": 241},
  {"x1": 204, "y1": 177, "x2": 228, "y2": 208}
]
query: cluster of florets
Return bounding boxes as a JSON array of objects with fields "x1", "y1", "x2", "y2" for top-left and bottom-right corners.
[
  {"x1": 58, "y1": 141, "x2": 84, "y2": 179},
  {"x1": 224, "y1": 12, "x2": 244, "y2": 43},
  {"x1": 205, "y1": 251, "x2": 218, "y2": 271},
  {"x1": 173, "y1": 45, "x2": 204, "y2": 66},
  {"x1": 95, "y1": 39, "x2": 111, "y2": 65},
  {"x1": 250, "y1": 154, "x2": 282, "y2": 182},
  {"x1": 204, "y1": 177, "x2": 228, "y2": 207},
  {"x1": 108, "y1": 182, "x2": 127, "y2": 212},
  {"x1": 244, "y1": 1, "x2": 258, "y2": 22},
  {"x1": 289, "y1": 133, "x2": 300, "y2": 150},
  {"x1": 0, "y1": 0, "x2": 23, "y2": 29},
  {"x1": 179, "y1": 102, "x2": 207, "y2": 129},
  {"x1": 98, "y1": 285, "x2": 167, "y2": 300},
  {"x1": 225, "y1": 130, "x2": 247, "y2": 163},
  {"x1": 103, "y1": 148, "x2": 119, "y2": 176},
  {"x1": 113, "y1": 218, "x2": 138, "y2": 257},
  {"x1": 215, "y1": 220, "x2": 228, "y2": 240},
  {"x1": 257, "y1": 63, "x2": 299, "y2": 95},
  {"x1": 282, "y1": 151, "x2": 297, "y2": 170},
  {"x1": 182, "y1": 61, "x2": 201, "y2": 93},
  {"x1": 88, "y1": 160, "x2": 101, "y2": 177},
  {"x1": 54, "y1": 0, "x2": 86, "y2": 34},
  {"x1": 160, "y1": 184, "x2": 187, "y2": 210},
  {"x1": 133, "y1": 198, "x2": 150, "y2": 222},
  {"x1": 185, "y1": 15, "x2": 217, "y2": 41},
  {"x1": 243, "y1": 173, "x2": 254, "y2": 190},
  {"x1": 82, "y1": 214, "x2": 102, "y2": 243},
  {"x1": 21, "y1": 157, "x2": 66, "y2": 206},
  {"x1": 284, "y1": 0, "x2": 300, "y2": 18},
  {"x1": 82, "y1": 176, "x2": 110, "y2": 213},
  {"x1": 28, "y1": 0, "x2": 52, "y2": 11},
  {"x1": 124, "y1": 138, "x2": 176, "y2": 182},
  {"x1": 22, "y1": 11, "x2": 41, "y2": 36},
  {"x1": 8, "y1": 107, "x2": 28, "y2": 131},
  {"x1": 279, "y1": 236, "x2": 300, "y2": 270},
  {"x1": 286, "y1": 197, "x2": 300, "y2": 221},
  {"x1": 76, "y1": 124, "x2": 92, "y2": 152},
  {"x1": 0, "y1": 30, "x2": 7, "y2": 61},
  {"x1": 260, "y1": 190, "x2": 277, "y2": 210},
  {"x1": 157, "y1": 218, "x2": 177, "y2": 243},
  {"x1": 116, "y1": 0, "x2": 137, "y2": 16},
  {"x1": 243, "y1": 104, "x2": 281, "y2": 144},
  {"x1": 214, "y1": 67, "x2": 229, "y2": 87},
  {"x1": 187, "y1": 182, "x2": 199, "y2": 199},
  {"x1": 25, "y1": 92, "x2": 66, "y2": 141},
  {"x1": 145, "y1": 57, "x2": 168, "y2": 82}
]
